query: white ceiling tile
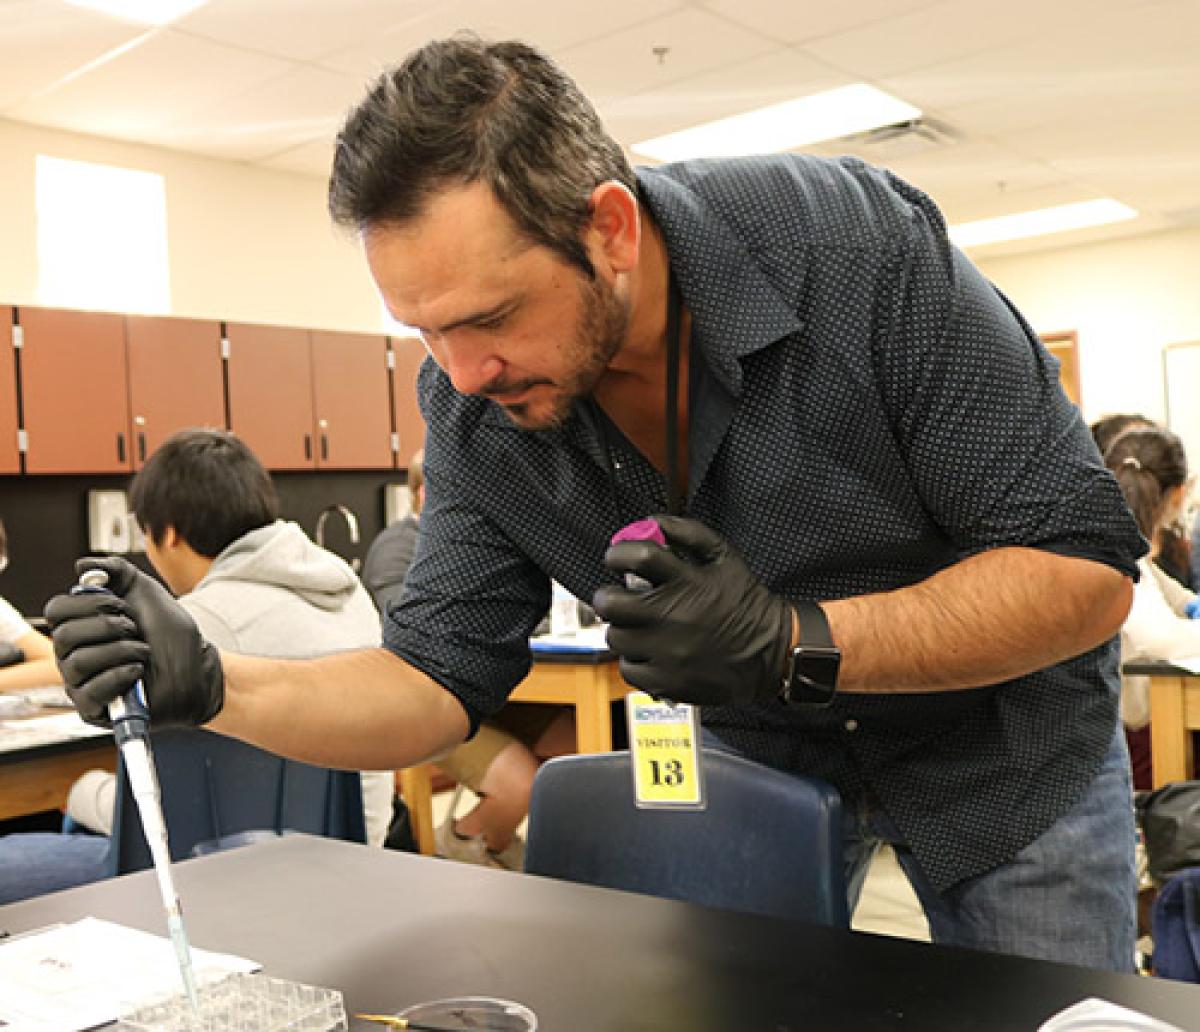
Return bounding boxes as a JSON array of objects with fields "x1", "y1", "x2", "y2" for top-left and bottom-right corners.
[
  {"x1": 556, "y1": 7, "x2": 779, "y2": 105},
  {"x1": 0, "y1": 1, "x2": 146, "y2": 111},
  {"x1": 878, "y1": 0, "x2": 1200, "y2": 125},
  {"x1": 798, "y1": 0, "x2": 1172, "y2": 81},
  {"x1": 866, "y1": 143, "x2": 1071, "y2": 223},
  {"x1": 601, "y1": 47, "x2": 847, "y2": 151},
  {"x1": 155, "y1": 65, "x2": 365, "y2": 161},
  {"x1": 1000, "y1": 91, "x2": 1200, "y2": 199},
  {"x1": 698, "y1": 0, "x2": 938, "y2": 46},
  {"x1": 1, "y1": 0, "x2": 1197, "y2": 252},
  {"x1": 174, "y1": 0, "x2": 427, "y2": 62},
  {"x1": 259, "y1": 137, "x2": 337, "y2": 178},
  {"x1": 317, "y1": 0, "x2": 684, "y2": 80},
  {"x1": 8, "y1": 27, "x2": 293, "y2": 140}
]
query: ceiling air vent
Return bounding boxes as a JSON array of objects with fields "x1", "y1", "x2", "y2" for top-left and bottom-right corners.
[{"x1": 841, "y1": 117, "x2": 959, "y2": 159}]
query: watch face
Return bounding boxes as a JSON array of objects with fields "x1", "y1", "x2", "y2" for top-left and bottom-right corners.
[{"x1": 787, "y1": 648, "x2": 840, "y2": 706}]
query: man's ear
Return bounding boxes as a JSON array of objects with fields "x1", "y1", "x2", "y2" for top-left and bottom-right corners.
[
  {"x1": 160, "y1": 525, "x2": 181, "y2": 550},
  {"x1": 585, "y1": 181, "x2": 640, "y2": 275}
]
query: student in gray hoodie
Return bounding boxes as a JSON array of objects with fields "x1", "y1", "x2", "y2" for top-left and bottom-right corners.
[
  {"x1": 0, "y1": 430, "x2": 393, "y2": 903},
  {"x1": 64, "y1": 429, "x2": 394, "y2": 846}
]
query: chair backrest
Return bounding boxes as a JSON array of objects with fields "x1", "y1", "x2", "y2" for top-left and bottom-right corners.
[
  {"x1": 1152, "y1": 867, "x2": 1200, "y2": 982},
  {"x1": 524, "y1": 749, "x2": 848, "y2": 927},
  {"x1": 109, "y1": 728, "x2": 365, "y2": 876}
]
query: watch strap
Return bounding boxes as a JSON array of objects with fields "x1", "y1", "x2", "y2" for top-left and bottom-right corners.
[
  {"x1": 781, "y1": 600, "x2": 839, "y2": 707},
  {"x1": 794, "y1": 600, "x2": 833, "y2": 649}
]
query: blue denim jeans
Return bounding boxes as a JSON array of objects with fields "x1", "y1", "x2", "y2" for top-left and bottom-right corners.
[
  {"x1": 843, "y1": 725, "x2": 1137, "y2": 971},
  {"x1": 0, "y1": 832, "x2": 110, "y2": 905},
  {"x1": 704, "y1": 725, "x2": 1137, "y2": 971}
]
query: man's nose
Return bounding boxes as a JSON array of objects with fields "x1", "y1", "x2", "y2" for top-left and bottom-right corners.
[{"x1": 438, "y1": 341, "x2": 506, "y2": 397}]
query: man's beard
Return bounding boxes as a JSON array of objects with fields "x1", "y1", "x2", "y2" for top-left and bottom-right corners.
[{"x1": 499, "y1": 273, "x2": 629, "y2": 431}]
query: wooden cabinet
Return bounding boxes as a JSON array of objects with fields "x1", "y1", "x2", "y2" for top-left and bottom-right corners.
[
  {"x1": 390, "y1": 335, "x2": 428, "y2": 467},
  {"x1": 310, "y1": 330, "x2": 393, "y2": 469},
  {"x1": 226, "y1": 322, "x2": 315, "y2": 471},
  {"x1": 228, "y1": 323, "x2": 395, "y2": 471},
  {"x1": 19, "y1": 307, "x2": 132, "y2": 474},
  {"x1": 126, "y1": 316, "x2": 225, "y2": 468},
  {"x1": 9, "y1": 310, "x2": 400, "y2": 476},
  {"x1": 0, "y1": 309, "x2": 18, "y2": 473}
]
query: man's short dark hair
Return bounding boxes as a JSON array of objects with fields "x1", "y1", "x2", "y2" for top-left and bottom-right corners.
[
  {"x1": 327, "y1": 34, "x2": 635, "y2": 278},
  {"x1": 131, "y1": 429, "x2": 279, "y2": 558}
]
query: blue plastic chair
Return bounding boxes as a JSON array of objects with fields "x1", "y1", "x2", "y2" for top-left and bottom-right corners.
[
  {"x1": 109, "y1": 728, "x2": 365, "y2": 876},
  {"x1": 1152, "y1": 867, "x2": 1200, "y2": 982},
  {"x1": 524, "y1": 749, "x2": 848, "y2": 926}
]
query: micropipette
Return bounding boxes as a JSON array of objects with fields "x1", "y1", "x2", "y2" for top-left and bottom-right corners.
[{"x1": 74, "y1": 569, "x2": 200, "y2": 1012}]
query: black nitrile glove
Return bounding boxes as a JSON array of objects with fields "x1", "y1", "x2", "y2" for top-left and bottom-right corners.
[
  {"x1": 44, "y1": 556, "x2": 224, "y2": 728},
  {"x1": 592, "y1": 515, "x2": 793, "y2": 705}
]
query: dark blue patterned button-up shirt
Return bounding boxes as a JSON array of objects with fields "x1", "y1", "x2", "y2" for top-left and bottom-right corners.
[{"x1": 385, "y1": 154, "x2": 1145, "y2": 889}]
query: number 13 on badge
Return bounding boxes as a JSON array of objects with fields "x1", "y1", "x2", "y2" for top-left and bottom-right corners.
[{"x1": 625, "y1": 691, "x2": 706, "y2": 809}]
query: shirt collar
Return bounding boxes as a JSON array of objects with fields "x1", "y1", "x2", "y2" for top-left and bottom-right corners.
[
  {"x1": 634, "y1": 164, "x2": 804, "y2": 395},
  {"x1": 478, "y1": 162, "x2": 805, "y2": 431}
]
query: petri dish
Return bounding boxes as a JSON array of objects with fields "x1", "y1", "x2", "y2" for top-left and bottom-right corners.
[{"x1": 393, "y1": 995, "x2": 537, "y2": 1030}]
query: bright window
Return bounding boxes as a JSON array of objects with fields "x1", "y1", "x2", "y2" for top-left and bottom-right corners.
[{"x1": 36, "y1": 155, "x2": 170, "y2": 314}]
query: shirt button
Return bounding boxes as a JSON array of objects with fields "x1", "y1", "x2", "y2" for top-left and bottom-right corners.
[{"x1": 844, "y1": 719, "x2": 859, "y2": 732}]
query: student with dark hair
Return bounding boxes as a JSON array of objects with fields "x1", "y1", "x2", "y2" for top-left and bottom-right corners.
[
  {"x1": 1090, "y1": 413, "x2": 1195, "y2": 589},
  {"x1": 64, "y1": 429, "x2": 393, "y2": 845},
  {"x1": 1091, "y1": 413, "x2": 1155, "y2": 458},
  {"x1": 49, "y1": 36, "x2": 1146, "y2": 969},
  {"x1": 1106, "y1": 428, "x2": 1200, "y2": 789},
  {"x1": 0, "y1": 431, "x2": 393, "y2": 905}
]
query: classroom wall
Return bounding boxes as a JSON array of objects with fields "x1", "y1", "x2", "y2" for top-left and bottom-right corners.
[
  {"x1": 976, "y1": 225, "x2": 1200, "y2": 428},
  {"x1": 0, "y1": 117, "x2": 382, "y2": 332},
  {"x1": 0, "y1": 119, "x2": 404, "y2": 616},
  {"x1": 3, "y1": 113, "x2": 1196, "y2": 424}
]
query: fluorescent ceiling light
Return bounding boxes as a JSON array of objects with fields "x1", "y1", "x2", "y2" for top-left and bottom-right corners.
[
  {"x1": 949, "y1": 199, "x2": 1138, "y2": 248},
  {"x1": 65, "y1": 0, "x2": 208, "y2": 26},
  {"x1": 632, "y1": 84, "x2": 921, "y2": 162}
]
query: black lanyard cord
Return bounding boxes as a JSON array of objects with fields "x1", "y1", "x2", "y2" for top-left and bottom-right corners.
[
  {"x1": 665, "y1": 273, "x2": 683, "y2": 518},
  {"x1": 593, "y1": 272, "x2": 686, "y2": 529}
]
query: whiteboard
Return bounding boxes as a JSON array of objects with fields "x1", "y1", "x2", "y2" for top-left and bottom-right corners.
[{"x1": 1164, "y1": 341, "x2": 1200, "y2": 472}]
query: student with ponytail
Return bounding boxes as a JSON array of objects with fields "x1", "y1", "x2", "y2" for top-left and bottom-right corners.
[{"x1": 1105, "y1": 428, "x2": 1200, "y2": 787}]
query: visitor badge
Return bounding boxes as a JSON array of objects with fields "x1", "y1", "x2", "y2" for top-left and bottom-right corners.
[{"x1": 625, "y1": 691, "x2": 706, "y2": 809}]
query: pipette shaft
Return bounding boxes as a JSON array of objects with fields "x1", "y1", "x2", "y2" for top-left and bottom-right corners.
[{"x1": 74, "y1": 570, "x2": 200, "y2": 1011}]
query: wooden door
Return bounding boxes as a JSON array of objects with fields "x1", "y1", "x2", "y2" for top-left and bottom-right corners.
[
  {"x1": 390, "y1": 336, "x2": 428, "y2": 467},
  {"x1": 310, "y1": 330, "x2": 392, "y2": 469},
  {"x1": 1041, "y1": 330, "x2": 1081, "y2": 407},
  {"x1": 126, "y1": 316, "x2": 225, "y2": 468},
  {"x1": 0, "y1": 309, "x2": 18, "y2": 473},
  {"x1": 19, "y1": 307, "x2": 131, "y2": 474},
  {"x1": 226, "y1": 322, "x2": 315, "y2": 470}
]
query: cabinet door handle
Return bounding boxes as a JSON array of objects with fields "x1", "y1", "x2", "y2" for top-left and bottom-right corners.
[
  {"x1": 304, "y1": 434, "x2": 312, "y2": 461},
  {"x1": 137, "y1": 432, "x2": 147, "y2": 463},
  {"x1": 320, "y1": 434, "x2": 329, "y2": 461},
  {"x1": 116, "y1": 433, "x2": 126, "y2": 464}
]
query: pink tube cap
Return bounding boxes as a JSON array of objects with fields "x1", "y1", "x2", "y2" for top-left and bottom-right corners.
[{"x1": 611, "y1": 519, "x2": 666, "y2": 547}]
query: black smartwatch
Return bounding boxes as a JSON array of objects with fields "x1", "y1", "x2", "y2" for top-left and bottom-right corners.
[{"x1": 780, "y1": 601, "x2": 840, "y2": 707}]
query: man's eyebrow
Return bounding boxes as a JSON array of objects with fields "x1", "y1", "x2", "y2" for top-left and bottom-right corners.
[{"x1": 422, "y1": 299, "x2": 516, "y2": 336}]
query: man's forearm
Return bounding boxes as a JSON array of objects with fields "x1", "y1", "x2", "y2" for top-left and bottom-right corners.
[
  {"x1": 820, "y1": 547, "x2": 1133, "y2": 693},
  {"x1": 209, "y1": 646, "x2": 469, "y2": 769}
]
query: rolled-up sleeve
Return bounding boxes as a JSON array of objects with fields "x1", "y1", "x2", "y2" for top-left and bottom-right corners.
[
  {"x1": 879, "y1": 210, "x2": 1145, "y2": 577},
  {"x1": 382, "y1": 427, "x2": 551, "y2": 734}
]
